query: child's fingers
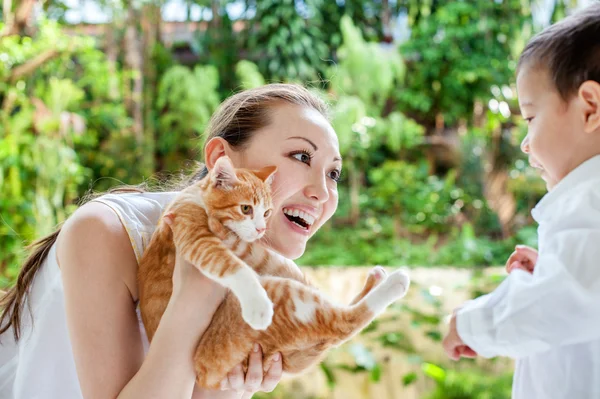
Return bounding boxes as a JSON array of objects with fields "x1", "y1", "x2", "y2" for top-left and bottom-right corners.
[
  {"x1": 515, "y1": 245, "x2": 538, "y2": 263},
  {"x1": 459, "y1": 346, "x2": 478, "y2": 358},
  {"x1": 451, "y1": 347, "x2": 461, "y2": 361},
  {"x1": 505, "y1": 251, "x2": 519, "y2": 272},
  {"x1": 507, "y1": 261, "x2": 522, "y2": 273}
]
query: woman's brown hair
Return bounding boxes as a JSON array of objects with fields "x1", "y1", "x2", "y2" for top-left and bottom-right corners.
[{"x1": 0, "y1": 83, "x2": 329, "y2": 341}]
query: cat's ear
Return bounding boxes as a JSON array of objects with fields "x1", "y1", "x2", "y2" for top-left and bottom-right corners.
[
  {"x1": 255, "y1": 165, "x2": 277, "y2": 185},
  {"x1": 211, "y1": 156, "x2": 239, "y2": 189}
]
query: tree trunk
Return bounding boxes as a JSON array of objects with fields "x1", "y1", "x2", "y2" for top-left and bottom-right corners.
[
  {"x1": 349, "y1": 164, "x2": 362, "y2": 225},
  {"x1": 1, "y1": 0, "x2": 36, "y2": 37},
  {"x1": 381, "y1": 0, "x2": 392, "y2": 42},
  {"x1": 104, "y1": 25, "x2": 119, "y2": 101},
  {"x1": 141, "y1": 3, "x2": 161, "y2": 173},
  {"x1": 124, "y1": 2, "x2": 144, "y2": 144},
  {"x1": 482, "y1": 126, "x2": 516, "y2": 239},
  {"x1": 473, "y1": 101, "x2": 517, "y2": 238},
  {"x1": 211, "y1": 0, "x2": 221, "y2": 29}
]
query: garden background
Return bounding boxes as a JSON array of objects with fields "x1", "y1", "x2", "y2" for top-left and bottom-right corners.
[{"x1": 1, "y1": 0, "x2": 593, "y2": 397}]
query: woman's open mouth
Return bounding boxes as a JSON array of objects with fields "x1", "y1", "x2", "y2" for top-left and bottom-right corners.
[{"x1": 282, "y1": 208, "x2": 315, "y2": 232}]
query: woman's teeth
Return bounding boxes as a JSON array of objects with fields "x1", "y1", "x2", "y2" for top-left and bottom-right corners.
[{"x1": 283, "y1": 208, "x2": 315, "y2": 229}]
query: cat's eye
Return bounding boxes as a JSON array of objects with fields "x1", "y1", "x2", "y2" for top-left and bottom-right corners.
[
  {"x1": 241, "y1": 205, "x2": 253, "y2": 215},
  {"x1": 264, "y1": 209, "x2": 272, "y2": 218}
]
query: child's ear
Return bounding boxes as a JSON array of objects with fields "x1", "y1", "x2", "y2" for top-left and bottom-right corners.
[
  {"x1": 579, "y1": 80, "x2": 600, "y2": 134},
  {"x1": 211, "y1": 156, "x2": 239, "y2": 189},
  {"x1": 255, "y1": 165, "x2": 277, "y2": 185}
]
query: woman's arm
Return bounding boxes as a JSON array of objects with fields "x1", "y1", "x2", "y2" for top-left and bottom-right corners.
[{"x1": 58, "y1": 202, "x2": 225, "y2": 399}]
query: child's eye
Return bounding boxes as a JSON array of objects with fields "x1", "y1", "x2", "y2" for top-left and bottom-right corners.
[
  {"x1": 328, "y1": 169, "x2": 342, "y2": 182},
  {"x1": 524, "y1": 117, "x2": 534, "y2": 124},
  {"x1": 241, "y1": 205, "x2": 253, "y2": 215},
  {"x1": 290, "y1": 150, "x2": 313, "y2": 165}
]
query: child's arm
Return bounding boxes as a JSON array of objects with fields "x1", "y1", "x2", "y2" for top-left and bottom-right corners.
[{"x1": 454, "y1": 225, "x2": 600, "y2": 359}]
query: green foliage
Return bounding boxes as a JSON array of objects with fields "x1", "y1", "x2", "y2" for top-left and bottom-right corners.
[
  {"x1": 298, "y1": 220, "x2": 518, "y2": 268},
  {"x1": 156, "y1": 64, "x2": 220, "y2": 171},
  {"x1": 397, "y1": 0, "x2": 530, "y2": 125},
  {"x1": 315, "y1": 0, "x2": 384, "y2": 50},
  {"x1": 247, "y1": 0, "x2": 329, "y2": 83},
  {"x1": 235, "y1": 60, "x2": 265, "y2": 89},
  {"x1": 0, "y1": 22, "x2": 92, "y2": 281},
  {"x1": 423, "y1": 363, "x2": 513, "y2": 399},
  {"x1": 195, "y1": 9, "x2": 239, "y2": 91},
  {"x1": 330, "y1": 15, "x2": 404, "y2": 114},
  {"x1": 368, "y1": 161, "x2": 465, "y2": 234}
]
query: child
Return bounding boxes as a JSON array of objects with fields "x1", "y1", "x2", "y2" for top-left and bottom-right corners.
[{"x1": 443, "y1": 4, "x2": 600, "y2": 398}]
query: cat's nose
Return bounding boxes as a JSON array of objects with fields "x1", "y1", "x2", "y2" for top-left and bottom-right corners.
[{"x1": 256, "y1": 227, "x2": 266, "y2": 234}]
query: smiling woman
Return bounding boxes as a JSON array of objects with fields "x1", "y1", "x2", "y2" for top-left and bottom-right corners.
[
  {"x1": 0, "y1": 84, "x2": 355, "y2": 399},
  {"x1": 209, "y1": 103, "x2": 343, "y2": 259}
]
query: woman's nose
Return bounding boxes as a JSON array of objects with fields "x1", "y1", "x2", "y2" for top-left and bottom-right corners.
[
  {"x1": 304, "y1": 174, "x2": 329, "y2": 203},
  {"x1": 520, "y1": 134, "x2": 530, "y2": 154}
]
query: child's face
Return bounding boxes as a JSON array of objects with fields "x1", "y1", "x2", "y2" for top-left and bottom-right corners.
[{"x1": 516, "y1": 65, "x2": 588, "y2": 190}]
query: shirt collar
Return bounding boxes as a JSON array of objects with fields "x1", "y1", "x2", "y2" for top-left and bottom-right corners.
[{"x1": 532, "y1": 155, "x2": 600, "y2": 222}]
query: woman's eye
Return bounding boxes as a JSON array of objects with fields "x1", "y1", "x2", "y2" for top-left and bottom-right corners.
[
  {"x1": 525, "y1": 117, "x2": 534, "y2": 124},
  {"x1": 264, "y1": 209, "x2": 272, "y2": 218},
  {"x1": 291, "y1": 151, "x2": 312, "y2": 164},
  {"x1": 329, "y1": 169, "x2": 341, "y2": 182},
  {"x1": 241, "y1": 205, "x2": 253, "y2": 215}
]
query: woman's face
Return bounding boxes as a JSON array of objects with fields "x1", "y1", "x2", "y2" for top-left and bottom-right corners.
[{"x1": 225, "y1": 104, "x2": 341, "y2": 260}]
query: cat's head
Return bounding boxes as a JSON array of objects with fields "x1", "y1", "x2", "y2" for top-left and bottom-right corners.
[{"x1": 203, "y1": 156, "x2": 276, "y2": 242}]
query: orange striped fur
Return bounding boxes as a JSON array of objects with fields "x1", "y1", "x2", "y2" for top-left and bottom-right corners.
[{"x1": 138, "y1": 156, "x2": 410, "y2": 389}]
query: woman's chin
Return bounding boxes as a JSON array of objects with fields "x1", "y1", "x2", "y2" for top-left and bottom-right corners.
[{"x1": 264, "y1": 238, "x2": 306, "y2": 260}]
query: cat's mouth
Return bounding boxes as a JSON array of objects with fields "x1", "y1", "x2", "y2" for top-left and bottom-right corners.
[{"x1": 283, "y1": 208, "x2": 315, "y2": 230}]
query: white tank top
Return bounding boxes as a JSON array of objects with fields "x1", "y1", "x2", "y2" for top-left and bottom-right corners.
[{"x1": 0, "y1": 191, "x2": 178, "y2": 399}]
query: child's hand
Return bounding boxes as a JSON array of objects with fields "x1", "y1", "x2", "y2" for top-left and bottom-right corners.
[
  {"x1": 506, "y1": 245, "x2": 538, "y2": 274},
  {"x1": 442, "y1": 312, "x2": 478, "y2": 361}
]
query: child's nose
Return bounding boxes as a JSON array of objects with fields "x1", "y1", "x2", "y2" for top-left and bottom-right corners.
[{"x1": 520, "y1": 135, "x2": 531, "y2": 154}]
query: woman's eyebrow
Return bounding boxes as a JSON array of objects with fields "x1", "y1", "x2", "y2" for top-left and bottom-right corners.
[
  {"x1": 287, "y1": 136, "x2": 318, "y2": 150},
  {"x1": 287, "y1": 136, "x2": 342, "y2": 162}
]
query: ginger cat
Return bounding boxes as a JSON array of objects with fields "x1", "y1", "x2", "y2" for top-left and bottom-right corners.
[{"x1": 138, "y1": 156, "x2": 410, "y2": 389}]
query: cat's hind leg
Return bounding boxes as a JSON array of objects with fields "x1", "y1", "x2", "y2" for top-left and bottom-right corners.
[{"x1": 257, "y1": 270, "x2": 410, "y2": 374}]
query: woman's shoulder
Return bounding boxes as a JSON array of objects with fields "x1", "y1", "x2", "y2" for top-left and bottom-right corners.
[
  {"x1": 57, "y1": 200, "x2": 140, "y2": 298},
  {"x1": 89, "y1": 191, "x2": 179, "y2": 261}
]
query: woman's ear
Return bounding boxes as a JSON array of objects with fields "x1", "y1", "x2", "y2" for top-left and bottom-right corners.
[
  {"x1": 579, "y1": 80, "x2": 600, "y2": 134},
  {"x1": 205, "y1": 137, "x2": 233, "y2": 170}
]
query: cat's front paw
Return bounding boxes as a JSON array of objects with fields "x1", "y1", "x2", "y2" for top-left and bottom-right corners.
[
  {"x1": 241, "y1": 291, "x2": 274, "y2": 331},
  {"x1": 383, "y1": 269, "x2": 411, "y2": 299}
]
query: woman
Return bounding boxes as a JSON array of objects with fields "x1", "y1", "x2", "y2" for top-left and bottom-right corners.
[{"x1": 0, "y1": 84, "x2": 344, "y2": 399}]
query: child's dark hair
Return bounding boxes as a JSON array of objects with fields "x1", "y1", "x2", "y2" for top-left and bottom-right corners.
[{"x1": 517, "y1": 3, "x2": 600, "y2": 100}]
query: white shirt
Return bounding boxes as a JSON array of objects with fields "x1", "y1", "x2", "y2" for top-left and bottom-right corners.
[
  {"x1": 457, "y1": 155, "x2": 600, "y2": 399},
  {"x1": 0, "y1": 191, "x2": 176, "y2": 399}
]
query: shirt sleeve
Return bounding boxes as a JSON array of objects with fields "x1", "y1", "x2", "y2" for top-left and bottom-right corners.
[{"x1": 456, "y1": 227, "x2": 600, "y2": 359}]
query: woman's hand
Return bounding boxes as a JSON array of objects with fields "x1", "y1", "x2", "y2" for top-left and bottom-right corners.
[
  {"x1": 219, "y1": 345, "x2": 283, "y2": 399},
  {"x1": 506, "y1": 245, "x2": 538, "y2": 274},
  {"x1": 168, "y1": 230, "x2": 228, "y2": 325}
]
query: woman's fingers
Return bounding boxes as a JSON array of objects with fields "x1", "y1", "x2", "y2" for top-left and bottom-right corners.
[
  {"x1": 227, "y1": 363, "x2": 245, "y2": 391},
  {"x1": 244, "y1": 344, "x2": 264, "y2": 392},
  {"x1": 261, "y1": 353, "x2": 282, "y2": 393},
  {"x1": 221, "y1": 345, "x2": 283, "y2": 397}
]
